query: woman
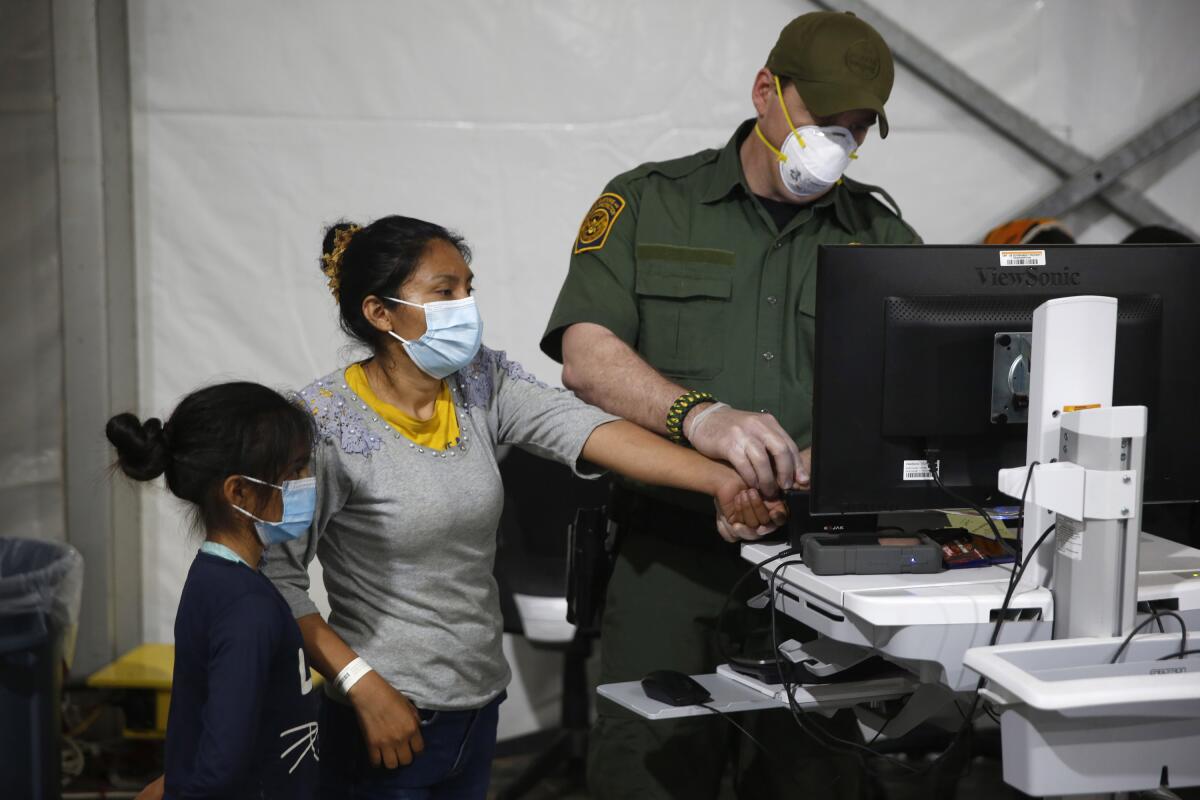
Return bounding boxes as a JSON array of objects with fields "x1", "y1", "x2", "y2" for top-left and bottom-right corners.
[
  {"x1": 108, "y1": 383, "x2": 321, "y2": 799},
  {"x1": 262, "y1": 215, "x2": 783, "y2": 798}
]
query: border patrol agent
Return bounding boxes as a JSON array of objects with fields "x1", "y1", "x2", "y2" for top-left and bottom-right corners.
[{"x1": 541, "y1": 12, "x2": 921, "y2": 798}]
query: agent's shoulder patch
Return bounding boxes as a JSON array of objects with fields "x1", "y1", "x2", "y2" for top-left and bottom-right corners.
[{"x1": 574, "y1": 192, "x2": 627, "y2": 254}]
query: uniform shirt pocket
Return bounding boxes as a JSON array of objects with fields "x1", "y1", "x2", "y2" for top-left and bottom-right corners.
[{"x1": 634, "y1": 245, "x2": 735, "y2": 380}]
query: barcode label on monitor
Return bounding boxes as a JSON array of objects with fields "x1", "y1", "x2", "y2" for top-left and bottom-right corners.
[
  {"x1": 903, "y1": 459, "x2": 939, "y2": 481},
  {"x1": 999, "y1": 249, "x2": 1046, "y2": 267}
]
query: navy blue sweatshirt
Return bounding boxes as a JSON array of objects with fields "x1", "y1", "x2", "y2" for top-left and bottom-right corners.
[{"x1": 164, "y1": 552, "x2": 318, "y2": 799}]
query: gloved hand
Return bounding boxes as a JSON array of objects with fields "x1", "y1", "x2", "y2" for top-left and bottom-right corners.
[
  {"x1": 796, "y1": 446, "x2": 812, "y2": 491},
  {"x1": 685, "y1": 403, "x2": 807, "y2": 498}
]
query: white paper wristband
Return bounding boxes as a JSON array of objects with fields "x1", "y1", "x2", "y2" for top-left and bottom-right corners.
[{"x1": 334, "y1": 657, "x2": 373, "y2": 696}]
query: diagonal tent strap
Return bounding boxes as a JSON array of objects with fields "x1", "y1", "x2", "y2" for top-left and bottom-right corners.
[
  {"x1": 1020, "y1": 93, "x2": 1200, "y2": 228},
  {"x1": 813, "y1": 0, "x2": 1199, "y2": 240}
]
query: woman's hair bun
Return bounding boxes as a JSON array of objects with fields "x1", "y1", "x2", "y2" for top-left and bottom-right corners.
[
  {"x1": 105, "y1": 413, "x2": 170, "y2": 481},
  {"x1": 321, "y1": 220, "x2": 360, "y2": 259}
]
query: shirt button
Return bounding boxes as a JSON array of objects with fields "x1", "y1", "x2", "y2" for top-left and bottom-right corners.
[
  {"x1": 762, "y1": 352, "x2": 775, "y2": 362},
  {"x1": 766, "y1": 295, "x2": 778, "y2": 305},
  {"x1": 774, "y1": 241, "x2": 784, "y2": 249}
]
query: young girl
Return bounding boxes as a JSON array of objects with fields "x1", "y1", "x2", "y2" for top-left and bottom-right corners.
[
  {"x1": 108, "y1": 382, "x2": 321, "y2": 799},
  {"x1": 263, "y1": 216, "x2": 784, "y2": 798}
]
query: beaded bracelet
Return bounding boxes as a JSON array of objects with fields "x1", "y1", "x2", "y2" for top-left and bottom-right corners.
[{"x1": 666, "y1": 390, "x2": 716, "y2": 444}]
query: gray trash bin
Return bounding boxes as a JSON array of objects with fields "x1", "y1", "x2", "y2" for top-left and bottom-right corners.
[{"x1": 0, "y1": 537, "x2": 84, "y2": 799}]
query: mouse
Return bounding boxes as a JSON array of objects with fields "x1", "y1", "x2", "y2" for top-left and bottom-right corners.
[{"x1": 641, "y1": 669, "x2": 712, "y2": 707}]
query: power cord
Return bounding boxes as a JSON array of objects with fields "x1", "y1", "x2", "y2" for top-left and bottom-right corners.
[
  {"x1": 990, "y1": 521, "x2": 1056, "y2": 646},
  {"x1": 1157, "y1": 649, "x2": 1200, "y2": 661},
  {"x1": 714, "y1": 547, "x2": 797, "y2": 666},
  {"x1": 776, "y1": 461, "x2": 1049, "y2": 777},
  {"x1": 924, "y1": 452, "x2": 1020, "y2": 559},
  {"x1": 696, "y1": 699, "x2": 812, "y2": 792},
  {"x1": 741, "y1": 461, "x2": 1055, "y2": 780},
  {"x1": 718, "y1": 550, "x2": 925, "y2": 778},
  {"x1": 1110, "y1": 610, "x2": 1189, "y2": 663},
  {"x1": 765, "y1": 559, "x2": 933, "y2": 777}
]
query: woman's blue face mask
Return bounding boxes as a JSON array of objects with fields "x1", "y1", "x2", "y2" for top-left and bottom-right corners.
[
  {"x1": 385, "y1": 295, "x2": 483, "y2": 379},
  {"x1": 232, "y1": 475, "x2": 316, "y2": 547}
]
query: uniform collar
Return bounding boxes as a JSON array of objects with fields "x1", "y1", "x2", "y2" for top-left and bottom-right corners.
[{"x1": 701, "y1": 118, "x2": 857, "y2": 234}]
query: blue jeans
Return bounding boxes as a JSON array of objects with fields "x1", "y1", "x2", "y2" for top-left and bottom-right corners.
[{"x1": 318, "y1": 691, "x2": 504, "y2": 800}]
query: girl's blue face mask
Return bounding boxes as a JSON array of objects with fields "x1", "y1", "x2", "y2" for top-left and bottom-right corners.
[
  {"x1": 232, "y1": 475, "x2": 316, "y2": 547},
  {"x1": 385, "y1": 295, "x2": 483, "y2": 379}
]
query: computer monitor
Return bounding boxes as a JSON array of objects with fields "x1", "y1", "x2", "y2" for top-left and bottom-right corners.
[{"x1": 809, "y1": 244, "x2": 1200, "y2": 517}]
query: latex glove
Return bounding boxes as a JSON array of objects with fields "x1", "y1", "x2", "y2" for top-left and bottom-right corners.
[
  {"x1": 796, "y1": 446, "x2": 812, "y2": 490},
  {"x1": 348, "y1": 670, "x2": 426, "y2": 768},
  {"x1": 686, "y1": 404, "x2": 806, "y2": 498}
]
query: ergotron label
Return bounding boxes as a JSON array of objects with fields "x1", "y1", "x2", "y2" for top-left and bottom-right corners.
[
  {"x1": 1056, "y1": 515, "x2": 1083, "y2": 561},
  {"x1": 903, "y1": 459, "x2": 939, "y2": 481},
  {"x1": 999, "y1": 249, "x2": 1046, "y2": 267}
]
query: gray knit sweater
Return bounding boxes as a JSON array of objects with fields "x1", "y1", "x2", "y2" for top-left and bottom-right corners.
[{"x1": 262, "y1": 346, "x2": 617, "y2": 710}]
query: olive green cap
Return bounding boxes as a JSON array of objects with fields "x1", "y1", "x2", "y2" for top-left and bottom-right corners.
[{"x1": 765, "y1": 11, "x2": 895, "y2": 137}]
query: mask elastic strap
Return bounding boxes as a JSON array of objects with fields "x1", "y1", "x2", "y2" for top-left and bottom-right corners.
[
  {"x1": 754, "y1": 124, "x2": 787, "y2": 163},
  {"x1": 231, "y1": 475, "x2": 282, "y2": 524},
  {"x1": 773, "y1": 75, "x2": 806, "y2": 148},
  {"x1": 384, "y1": 296, "x2": 423, "y2": 309},
  {"x1": 382, "y1": 297, "x2": 421, "y2": 345},
  {"x1": 231, "y1": 504, "x2": 270, "y2": 525},
  {"x1": 240, "y1": 474, "x2": 282, "y2": 491}
]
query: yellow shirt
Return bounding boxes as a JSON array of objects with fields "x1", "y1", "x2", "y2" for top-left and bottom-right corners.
[{"x1": 344, "y1": 363, "x2": 461, "y2": 451}]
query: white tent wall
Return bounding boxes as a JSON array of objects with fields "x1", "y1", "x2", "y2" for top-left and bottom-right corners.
[
  {"x1": 126, "y1": 0, "x2": 1200, "y2": 740},
  {"x1": 1, "y1": 0, "x2": 64, "y2": 545}
]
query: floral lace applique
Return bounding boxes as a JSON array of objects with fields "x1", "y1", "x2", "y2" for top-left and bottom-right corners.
[
  {"x1": 298, "y1": 374, "x2": 384, "y2": 458},
  {"x1": 453, "y1": 346, "x2": 548, "y2": 410}
]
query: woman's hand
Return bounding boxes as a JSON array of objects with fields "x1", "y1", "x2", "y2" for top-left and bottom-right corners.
[
  {"x1": 713, "y1": 472, "x2": 788, "y2": 542},
  {"x1": 134, "y1": 774, "x2": 165, "y2": 800},
  {"x1": 347, "y1": 671, "x2": 426, "y2": 769}
]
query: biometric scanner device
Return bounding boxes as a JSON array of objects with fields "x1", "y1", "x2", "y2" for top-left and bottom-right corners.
[{"x1": 600, "y1": 296, "x2": 1200, "y2": 798}]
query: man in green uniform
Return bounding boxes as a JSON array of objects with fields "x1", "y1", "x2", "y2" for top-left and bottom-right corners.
[{"x1": 541, "y1": 11, "x2": 920, "y2": 798}]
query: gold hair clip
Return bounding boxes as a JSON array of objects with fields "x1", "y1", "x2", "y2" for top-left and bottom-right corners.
[{"x1": 320, "y1": 225, "x2": 360, "y2": 301}]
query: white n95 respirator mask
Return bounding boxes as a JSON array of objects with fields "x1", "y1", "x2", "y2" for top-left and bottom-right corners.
[{"x1": 754, "y1": 75, "x2": 859, "y2": 198}]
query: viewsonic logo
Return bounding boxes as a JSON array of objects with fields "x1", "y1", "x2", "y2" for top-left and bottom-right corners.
[{"x1": 976, "y1": 266, "x2": 1082, "y2": 288}]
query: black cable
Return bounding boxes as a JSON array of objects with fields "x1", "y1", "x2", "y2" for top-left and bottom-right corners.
[
  {"x1": 698, "y1": 700, "x2": 792, "y2": 776},
  {"x1": 1157, "y1": 648, "x2": 1200, "y2": 661},
  {"x1": 990, "y1": 522, "x2": 1057, "y2": 647},
  {"x1": 757, "y1": 472, "x2": 1054, "y2": 779},
  {"x1": 765, "y1": 559, "x2": 929, "y2": 776},
  {"x1": 714, "y1": 547, "x2": 797, "y2": 665},
  {"x1": 1139, "y1": 602, "x2": 1167, "y2": 633},
  {"x1": 1110, "y1": 610, "x2": 1189, "y2": 664},
  {"x1": 750, "y1": 463, "x2": 1052, "y2": 779},
  {"x1": 939, "y1": 520, "x2": 1057, "y2": 774},
  {"x1": 1014, "y1": 461, "x2": 1040, "y2": 559},
  {"x1": 925, "y1": 453, "x2": 1019, "y2": 558},
  {"x1": 864, "y1": 691, "x2": 922, "y2": 746}
]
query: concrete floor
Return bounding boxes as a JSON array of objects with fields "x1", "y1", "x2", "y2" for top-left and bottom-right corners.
[
  {"x1": 487, "y1": 738, "x2": 1200, "y2": 800},
  {"x1": 487, "y1": 744, "x2": 1027, "y2": 800}
]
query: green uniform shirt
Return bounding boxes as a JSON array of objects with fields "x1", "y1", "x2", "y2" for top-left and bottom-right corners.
[{"x1": 541, "y1": 119, "x2": 921, "y2": 511}]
